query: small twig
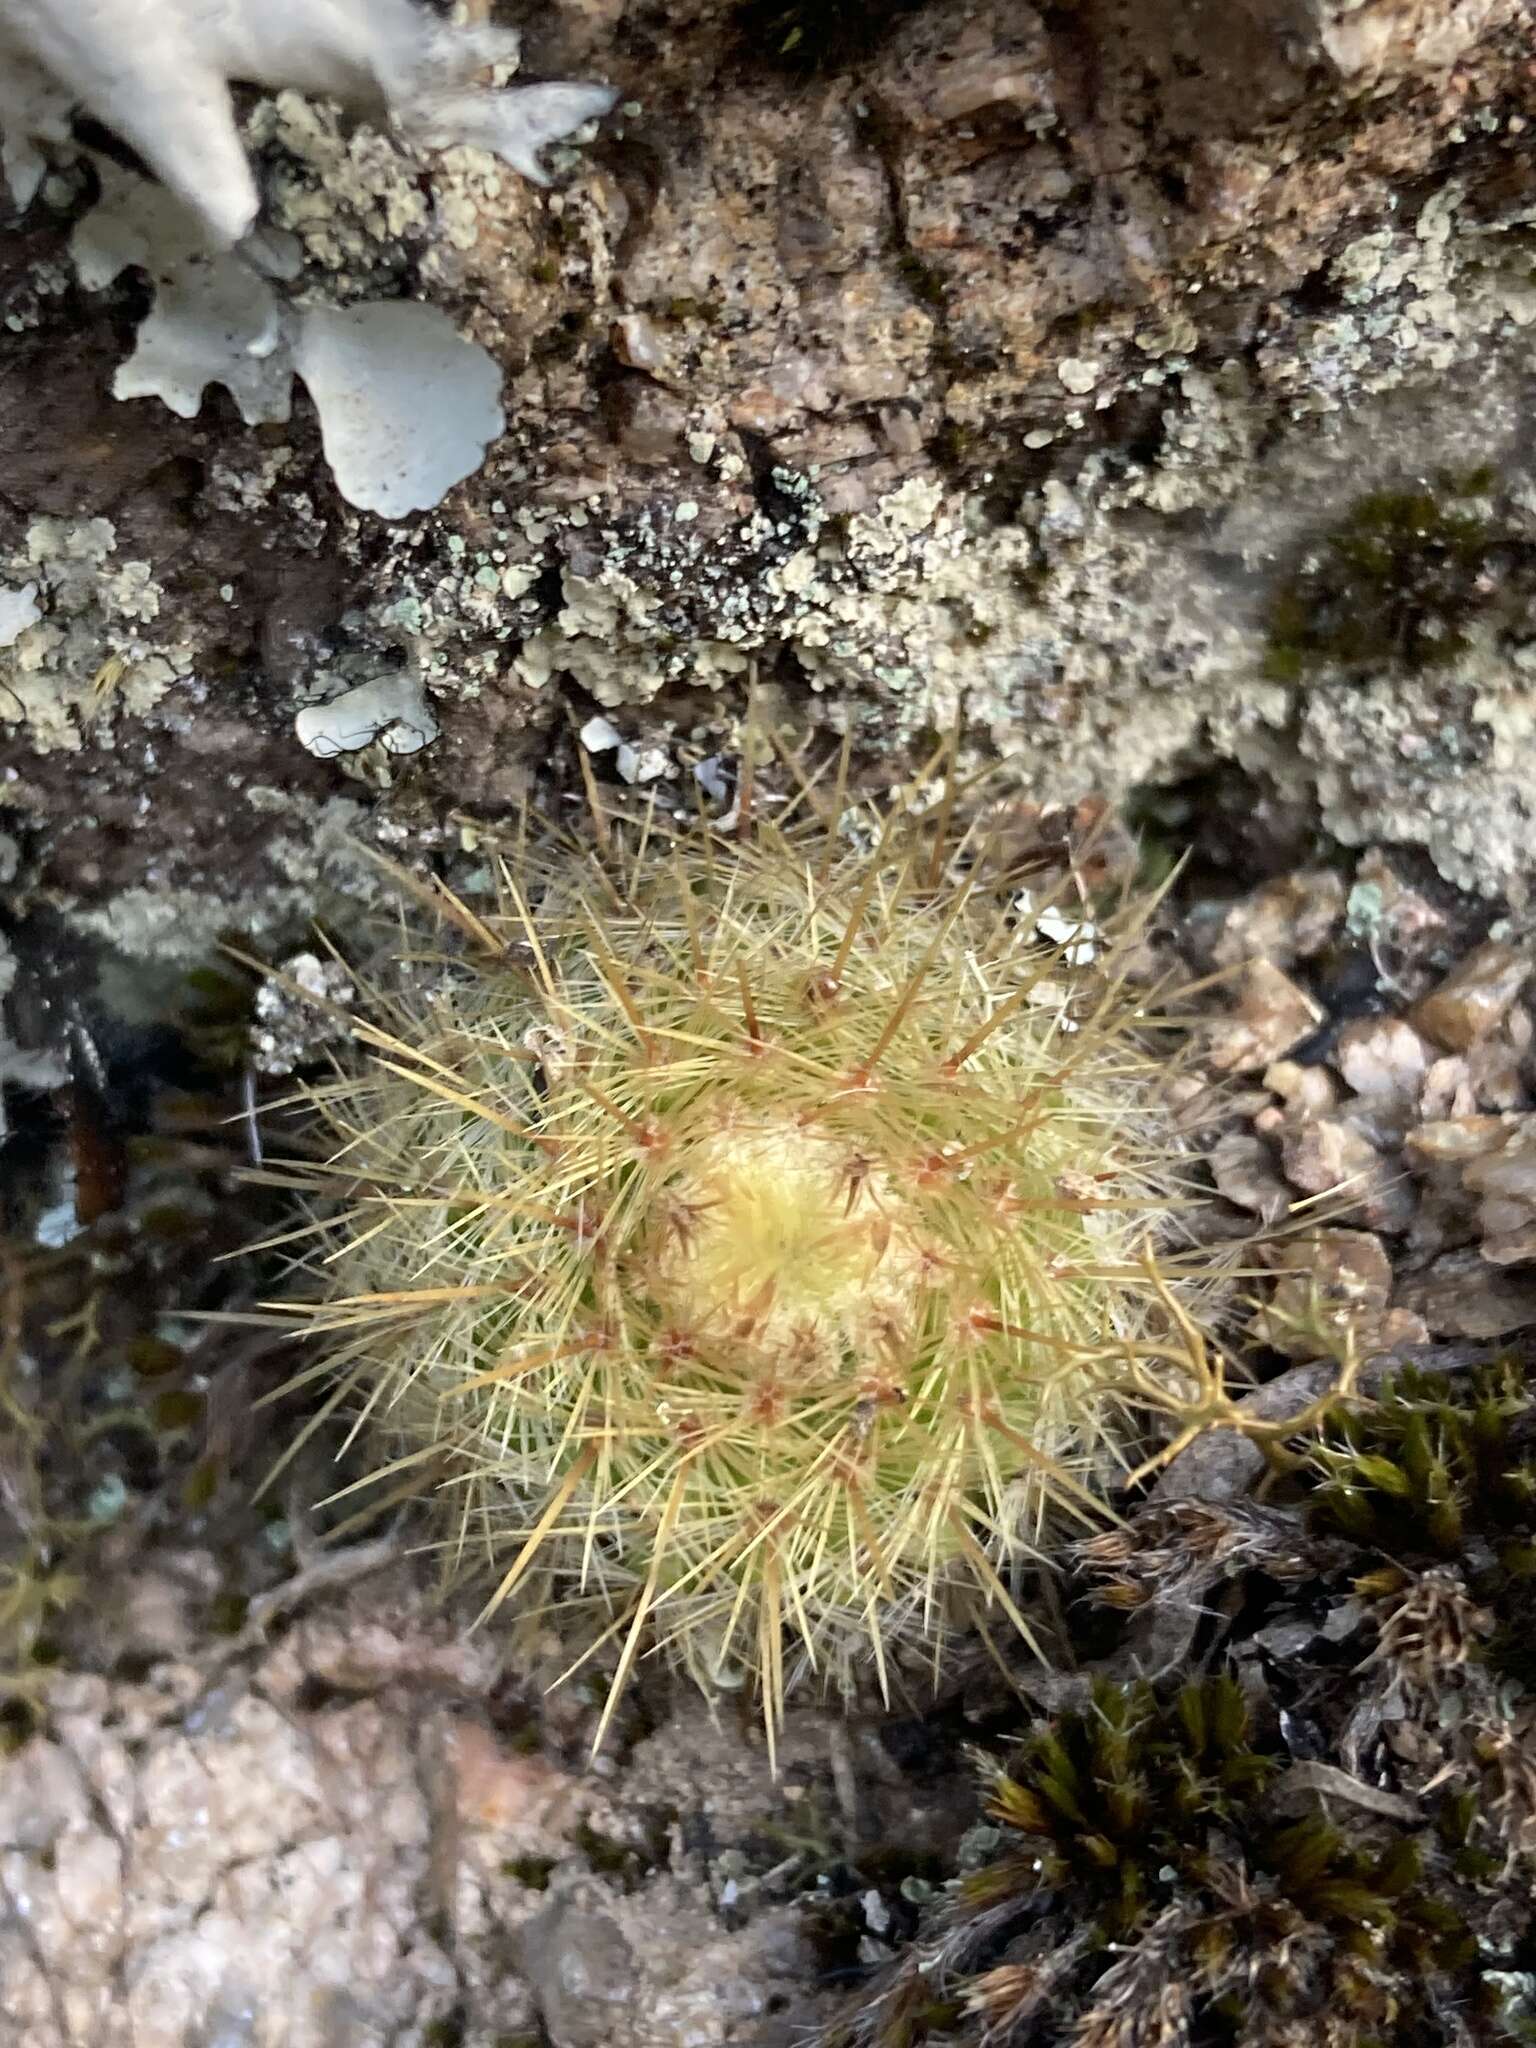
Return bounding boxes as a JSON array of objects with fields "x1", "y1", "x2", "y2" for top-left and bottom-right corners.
[
  {"x1": 1272, "y1": 1759, "x2": 1419, "y2": 1824},
  {"x1": 240, "y1": 1066, "x2": 263, "y2": 1166},
  {"x1": 827, "y1": 1720, "x2": 860, "y2": 1842},
  {"x1": 218, "y1": 1533, "x2": 400, "y2": 1663},
  {"x1": 1152, "y1": 1344, "x2": 1495, "y2": 1504}
]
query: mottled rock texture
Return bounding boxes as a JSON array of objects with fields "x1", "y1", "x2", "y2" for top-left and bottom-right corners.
[
  {"x1": 0, "y1": 1566, "x2": 830, "y2": 2048},
  {"x1": 0, "y1": 0, "x2": 1534, "y2": 951}
]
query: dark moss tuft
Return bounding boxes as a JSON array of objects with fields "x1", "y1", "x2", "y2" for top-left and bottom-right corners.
[
  {"x1": 1311, "y1": 1362, "x2": 1536, "y2": 1556},
  {"x1": 731, "y1": 0, "x2": 931, "y2": 77},
  {"x1": 984, "y1": 1676, "x2": 1270, "y2": 1938},
  {"x1": 824, "y1": 1669, "x2": 1529, "y2": 2047},
  {"x1": 1265, "y1": 479, "x2": 1504, "y2": 678},
  {"x1": 894, "y1": 250, "x2": 949, "y2": 312},
  {"x1": 1310, "y1": 1361, "x2": 1536, "y2": 1684}
]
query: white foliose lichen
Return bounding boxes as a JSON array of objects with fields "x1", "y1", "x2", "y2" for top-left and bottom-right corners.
[
  {"x1": 293, "y1": 668, "x2": 440, "y2": 759},
  {"x1": 291, "y1": 303, "x2": 506, "y2": 521},
  {"x1": 5, "y1": 0, "x2": 615, "y2": 518},
  {"x1": 0, "y1": 0, "x2": 616, "y2": 248},
  {"x1": 67, "y1": 159, "x2": 509, "y2": 519}
]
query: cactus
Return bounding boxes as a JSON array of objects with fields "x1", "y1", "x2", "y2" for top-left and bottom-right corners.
[{"x1": 264, "y1": 756, "x2": 1229, "y2": 1742}]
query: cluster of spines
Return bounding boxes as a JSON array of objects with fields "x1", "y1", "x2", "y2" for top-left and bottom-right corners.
[{"x1": 257, "y1": 768, "x2": 1224, "y2": 1739}]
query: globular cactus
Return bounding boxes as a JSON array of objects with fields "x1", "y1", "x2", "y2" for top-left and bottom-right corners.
[{"x1": 263, "y1": 753, "x2": 1227, "y2": 1743}]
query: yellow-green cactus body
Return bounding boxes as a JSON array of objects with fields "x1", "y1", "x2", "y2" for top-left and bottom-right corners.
[{"x1": 279, "y1": 795, "x2": 1208, "y2": 1737}]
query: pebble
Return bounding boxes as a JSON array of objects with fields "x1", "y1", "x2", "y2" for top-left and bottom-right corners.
[
  {"x1": 1404, "y1": 1114, "x2": 1519, "y2": 1170},
  {"x1": 1418, "y1": 1053, "x2": 1477, "y2": 1122},
  {"x1": 517, "y1": 1901, "x2": 638, "y2": 2048},
  {"x1": 1263, "y1": 1059, "x2": 1340, "y2": 1119},
  {"x1": 1346, "y1": 849, "x2": 1446, "y2": 964},
  {"x1": 1057, "y1": 355, "x2": 1101, "y2": 393},
  {"x1": 1395, "y1": 1247, "x2": 1536, "y2": 1339},
  {"x1": 1410, "y1": 940, "x2": 1530, "y2": 1051},
  {"x1": 1466, "y1": 1024, "x2": 1530, "y2": 1112},
  {"x1": 1205, "y1": 960, "x2": 1324, "y2": 1075},
  {"x1": 1254, "y1": 1228, "x2": 1426, "y2": 1359},
  {"x1": 1210, "y1": 1131, "x2": 1291, "y2": 1222},
  {"x1": 1212, "y1": 870, "x2": 1345, "y2": 970},
  {"x1": 1331, "y1": 1015, "x2": 1431, "y2": 1108},
  {"x1": 1280, "y1": 1115, "x2": 1417, "y2": 1233},
  {"x1": 1462, "y1": 1115, "x2": 1536, "y2": 1264}
]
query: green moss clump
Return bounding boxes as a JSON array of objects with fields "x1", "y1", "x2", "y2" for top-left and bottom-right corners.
[
  {"x1": 979, "y1": 1677, "x2": 1271, "y2": 1939},
  {"x1": 179, "y1": 959, "x2": 261, "y2": 1073},
  {"x1": 731, "y1": 0, "x2": 930, "y2": 75},
  {"x1": 1265, "y1": 480, "x2": 1500, "y2": 678},
  {"x1": 823, "y1": 1674, "x2": 1526, "y2": 2048},
  {"x1": 894, "y1": 250, "x2": 949, "y2": 312},
  {"x1": 1310, "y1": 1362, "x2": 1536, "y2": 1684},
  {"x1": 1310, "y1": 1363, "x2": 1536, "y2": 1557}
]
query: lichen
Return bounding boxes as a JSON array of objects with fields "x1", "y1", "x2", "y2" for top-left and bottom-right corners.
[
  {"x1": 0, "y1": 517, "x2": 188, "y2": 755},
  {"x1": 63, "y1": 794, "x2": 388, "y2": 965},
  {"x1": 68, "y1": 161, "x2": 510, "y2": 515},
  {"x1": 0, "y1": 0, "x2": 614, "y2": 248}
]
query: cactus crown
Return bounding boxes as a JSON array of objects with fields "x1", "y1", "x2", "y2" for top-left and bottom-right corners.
[{"x1": 264, "y1": 756, "x2": 1222, "y2": 1743}]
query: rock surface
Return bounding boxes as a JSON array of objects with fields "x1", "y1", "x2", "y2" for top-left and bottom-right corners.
[
  {"x1": 0, "y1": 0, "x2": 1535, "y2": 967},
  {"x1": 0, "y1": 1574, "x2": 836, "y2": 2048},
  {"x1": 4, "y1": 9, "x2": 1536, "y2": 2037}
]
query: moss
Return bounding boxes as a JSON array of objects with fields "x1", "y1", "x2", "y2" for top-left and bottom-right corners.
[
  {"x1": 151, "y1": 1387, "x2": 205, "y2": 1433},
  {"x1": 1265, "y1": 478, "x2": 1503, "y2": 678},
  {"x1": 661, "y1": 295, "x2": 726, "y2": 327},
  {"x1": 1309, "y1": 1361, "x2": 1536, "y2": 1684},
  {"x1": 573, "y1": 1818, "x2": 661, "y2": 1888},
  {"x1": 0, "y1": 1080, "x2": 282, "y2": 1710},
  {"x1": 894, "y1": 251, "x2": 949, "y2": 313},
  {"x1": 1310, "y1": 1362, "x2": 1535, "y2": 1556},
  {"x1": 179, "y1": 959, "x2": 260, "y2": 1074},
  {"x1": 207, "y1": 1590, "x2": 250, "y2": 1636},
  {"x1": 928, "y1": 419, "x2": 976, "y2": 473},
  {"x1": 180, "y1": 1457, "x2": 222, "y2": 1511},
  {"x1": 982, "y1": 1677, "x2": 1270, "y2": 1938},
  {"x1": 528, "y1": 309, "x2": 593, "y2": 365},
  {"x1": 732, "y1": 0, "x2": 931, "y2": 76},
  {"x1": 128, "y1": 1335, "x2": 184, "y2": 1378},
  {"x1": 826, "y1": 1674, "x2": 1526, "y2": 2047}
]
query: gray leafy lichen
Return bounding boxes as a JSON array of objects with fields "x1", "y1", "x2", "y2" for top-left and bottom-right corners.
[
  {"x1": 291, "y1": 303, "x2": 507, "y2": 521},
  {"x1": 0, "y1": 516, "x2": 190, "y2": 754},
  {"x1": 0, "y1": 0, "x2": 615, "y2": 518},
  {"x1": 68, "y1": 162, "x2": 509, "y2": 518},
  {"x1": 0, "y1": 0, "x2": 617, "y2": 247}
]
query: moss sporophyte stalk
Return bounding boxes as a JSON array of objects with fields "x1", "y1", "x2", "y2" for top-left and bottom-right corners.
[{"x1": 252, "y1": 757, "x2": 1245, "y2": 1744}]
